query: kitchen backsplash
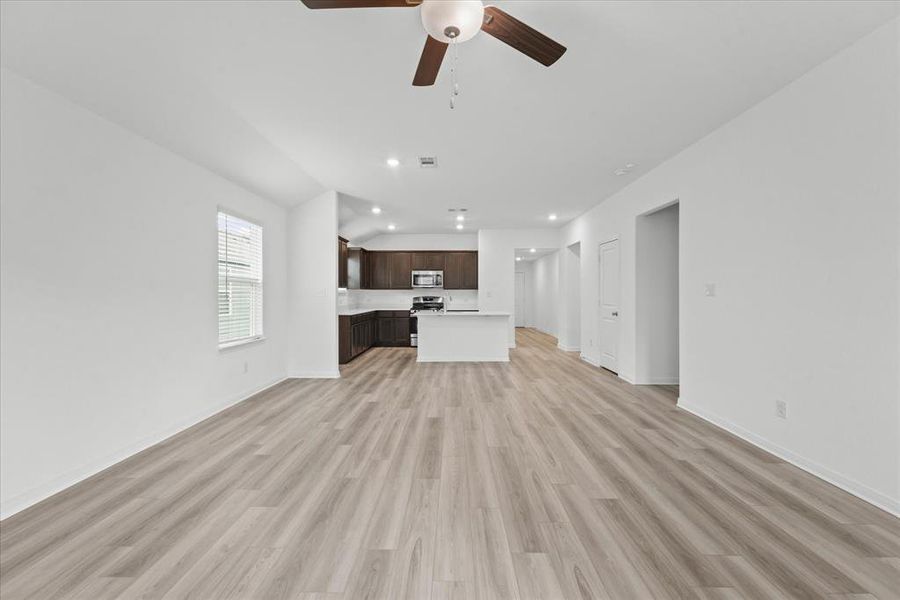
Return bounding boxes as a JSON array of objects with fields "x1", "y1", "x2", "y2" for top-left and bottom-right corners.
[{"x1": 339, "y1": 289, "x2": 479, "y2": 310}]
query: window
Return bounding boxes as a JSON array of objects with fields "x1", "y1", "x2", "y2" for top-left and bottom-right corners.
[{"x1": 218, "y1": 212, "x2": 263, "y2": 347}]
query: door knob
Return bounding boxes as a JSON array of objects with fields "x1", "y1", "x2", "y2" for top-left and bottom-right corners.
[{"x1": 612, "y1": 311, "x2": 619, "y2": 316}]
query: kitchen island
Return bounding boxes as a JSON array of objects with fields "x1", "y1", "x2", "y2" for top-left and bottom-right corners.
[{"x1": 416, "y1": 311, "x2": 510, "y2": 362}]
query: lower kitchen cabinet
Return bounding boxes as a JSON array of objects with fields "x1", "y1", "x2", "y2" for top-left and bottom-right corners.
[
  {"x1": 377, "y1": 311, "x2": 410, "y2": 346},
  {"x1": 339, "y1": 310, "x2": 411, "y2": 364}
]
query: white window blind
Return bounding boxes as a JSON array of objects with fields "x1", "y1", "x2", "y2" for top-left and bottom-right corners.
[{"x1": 218, "y1": 212, "x2": 263, "y2": 347}]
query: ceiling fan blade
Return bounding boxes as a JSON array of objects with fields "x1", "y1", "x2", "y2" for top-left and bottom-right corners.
[
  {"x1": 412, "y1": 35, "x2": 448, "y2": 86},
  {"x1": 300, "y1": 0, "x2": 420, "y2": 8},
  {"x1": 481, "y1": 6, "x2": 566, "y2": 67}
]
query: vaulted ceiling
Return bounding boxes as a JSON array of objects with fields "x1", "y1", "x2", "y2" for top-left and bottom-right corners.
[{"x1": 2, "y1": 1, "x2": 896, "y2": 240}]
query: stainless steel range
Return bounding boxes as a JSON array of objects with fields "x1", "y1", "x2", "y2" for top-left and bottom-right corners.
[{"x1": 410, "y1": 296, "x2": 444, "y2": 347}]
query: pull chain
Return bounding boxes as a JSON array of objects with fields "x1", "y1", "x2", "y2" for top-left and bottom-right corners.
[{"x1": 449, "y1": 38, "x2": 459, "y2": 109}]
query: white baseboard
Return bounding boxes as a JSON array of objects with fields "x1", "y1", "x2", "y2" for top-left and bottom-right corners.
[
  {"x1": 558, "y1": 343, "x2": 580, "y2": 352},
  {"x1": 618, "y1": 373, "x2": 636, "y2": 384},
  {"x1": 418, "y1": 357, "x2": 510, "y2": 363},
  {"x1": 677, "y1": 399, "x2": 900, "y2": 517},
  {"x1": 635, "y1": 376, "x2": 680, "y2": 385},
  {"x1": 291, "y1": 370, "x2": 341, "y2": 379},
  {"x1": 0, "y1": 376, "x2": 289, "y2": 521},
  {"x1": 579, "y1": 354, "x2": 601, "y2": 367}
]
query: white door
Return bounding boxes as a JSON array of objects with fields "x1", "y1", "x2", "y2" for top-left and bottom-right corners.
[
  {"x1": 514, "y1": 271, "x2": 526, "y2": 327},
  {"x1": 598, "y1": 239, "x2": 620, "y2": 372}
]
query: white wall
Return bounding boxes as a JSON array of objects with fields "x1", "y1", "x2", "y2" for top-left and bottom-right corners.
[
  {"x1": 287, "y1": 191, "x2": 339, "y2": 378},
  {"x1": 359, "y1": 233, "x2": 477, "y2": 251},
  {"x1": 0, "y1": 68, "x2": 290, "y2": 518},
  {"x1": 635, "y1": 203, "x2": 679, "y2": 384},
  {"x1": 530, "y1": 252, "x2": 559, "y2": 337},
  {"x1": 561, "y1": 20, "x2": 900, "y2": 513},
  {"x1": 478, "y1": 229, "x2": 560, "y2": 346}
]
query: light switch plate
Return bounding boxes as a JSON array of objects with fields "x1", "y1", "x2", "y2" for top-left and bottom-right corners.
[
  {"x1": 775, "y1": 400, "x2": 787, "y2": 419},
  {"x1": 704, "y1": 283, "x2": 716, "y2": 297}
]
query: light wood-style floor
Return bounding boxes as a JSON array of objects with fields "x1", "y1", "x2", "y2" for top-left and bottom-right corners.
[{"x1": 2, "y1": 328, "x2": 898, "y2": 599}]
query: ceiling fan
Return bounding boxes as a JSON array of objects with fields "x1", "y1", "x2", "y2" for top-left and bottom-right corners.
[{"x1": 299, "y1": 0, "x2": 566, "y2": 86}]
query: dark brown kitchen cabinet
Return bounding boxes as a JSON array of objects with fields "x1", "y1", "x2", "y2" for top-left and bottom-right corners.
[
  {"x1": 359, "y1": 249, "x2": 370, "y2": 289},
  {"x1": 389, "y1": 252, "x2": 413, "y2": 289},
  {"x1": 460, "y1": 252, "x2": 478, "y2": 288},
  {"x1": 377, "y1": 311, "x2": 411, "y2": 346},
  {"x1": 353, "y1": 250, "x2": 477, "y2": 290},
  {"x1": 339, "y1": 311, "x2": 377, "y2": 364},
  {"x1": 443, "y1": 251, "x2": 478, "y2": 289},
  {"x1": 340, "y1": 309, "x2": 410, "y2": 363},
  {"x1": 392, "y1": 315, "x2": 410, "y2": 344},
  {"x1": 377, "y1": 317, "x2": 396, "y2": 346},
  {"x1": 337, "y1": 237, "x2": 349, "y2": 289},
  {"x1": 368, "y1": 251, "x2": 391, "y2": 289},
  {"x1": 412, "y1": 252, "x2": 445, "y2": 271},
  {"x1": 348, "y1": 248, "x2": 369, "y2": 290}
]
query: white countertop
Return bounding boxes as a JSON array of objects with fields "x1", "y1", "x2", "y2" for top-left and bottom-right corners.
[
  {"x1": 337, "y1": 307, "x2": 409, "y2": 316},
  {"x1": 416, "y1": 310, "x2": 510, "y2": 317}
]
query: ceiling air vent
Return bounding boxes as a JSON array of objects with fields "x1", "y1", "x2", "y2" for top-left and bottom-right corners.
[{"x1": 418, "y1": 156, "x2": 438, "y2": 168}]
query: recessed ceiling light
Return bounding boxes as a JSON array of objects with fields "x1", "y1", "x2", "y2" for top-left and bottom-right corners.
[
  {"x1": 530, "y1": 248, "x2": 536, "y2": 253},
  {"x1": 386, "y1": 158, "x2": 400, "y2": 168},
  {"x1": 456, "y1": 223, "x2": 464, "y2": 230},
  {"x1": 371, "y1": 207, "x2": 382, "y2": 214},
  {"x1": 388, "y1": 224, "x2": 396, "y2": 230},
  {"x1": 456, "y1": 214, "x2": 465, "y2": 222},
  {"x1": 614, "y1": 168, "x2": 628, "y2": 176},
  {"x1": 548, "y1": 214, "x2": 557, "y2": 221},
  {"x1": 516, "y1": 257, "x2": 522, "y2": 262},
  {"x1": 625, "y1": 163, "x2": 637, "y2": 169}
]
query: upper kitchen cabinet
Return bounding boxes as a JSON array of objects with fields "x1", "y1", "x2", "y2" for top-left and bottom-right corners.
[
  {"x1": 347, "y1": 247, "x2": 368, "y2": 290},
  {"x1": 337, "y1": 237, "x2": 349, "y2": 289},
  {"x1": 368, "y1": 251, "x2": 391, "y2": 289},
  {"x1": 366, "y1": 251, "x2": 414, "y2": 289},
  {"x1": 389, "y1": 252, "x2": 413, "y2": 289},
  {"x1": 443, "y1": 251, "x2": 478, "y2": 289},
  {"x1": 348, "y1": 250, "x2": 477, "y2": 290},
  {"x1": 412, "y1": 252, "x2": 445, "y2": 271}
]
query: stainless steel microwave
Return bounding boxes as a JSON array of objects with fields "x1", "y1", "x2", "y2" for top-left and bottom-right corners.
[{"x1": 411, "y1": 270, "x2": 443, "y2": 288}]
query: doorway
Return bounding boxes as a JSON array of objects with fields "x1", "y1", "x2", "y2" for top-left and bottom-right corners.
[
  {"x1": 514, "y1": 271, "x2": 526, "y2": 327},
  {"x1": 563, "y1": 242, "x2": 581, "y2": 351},
  {"x1": 598, "y1": 238, "x2": 620, "y2": 373},
  {"x1": 636, "y1": 202, "x2": 679, "y2": 384}
]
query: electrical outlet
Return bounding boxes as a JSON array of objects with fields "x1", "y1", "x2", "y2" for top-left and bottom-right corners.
[
  {"x1": 705, "y1": 283, "x2": 716, "y2": 297},
  {"x1": 775, "y1": 400, "x2": 787, "y2": 419}
]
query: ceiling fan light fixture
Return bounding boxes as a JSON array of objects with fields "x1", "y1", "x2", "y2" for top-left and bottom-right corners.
[{"x1": 421, "y1": 0, "x2": 485, "y2": 44}]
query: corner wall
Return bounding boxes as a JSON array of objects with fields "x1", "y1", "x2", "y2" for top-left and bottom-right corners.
[
  {"x1": 0, "y1": 68, "x2": 290, "y2": 518},
  {"x1": 562, "y1": 20, "x2": 900, "y2": 513},
  {"x1": 286, "y1": 191, "x2": 339, "y2": 378}
]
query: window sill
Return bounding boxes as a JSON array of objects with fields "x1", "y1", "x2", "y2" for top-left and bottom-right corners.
[{"x1": 218, "y1": 336, "x2": 266, "y2": 351}]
